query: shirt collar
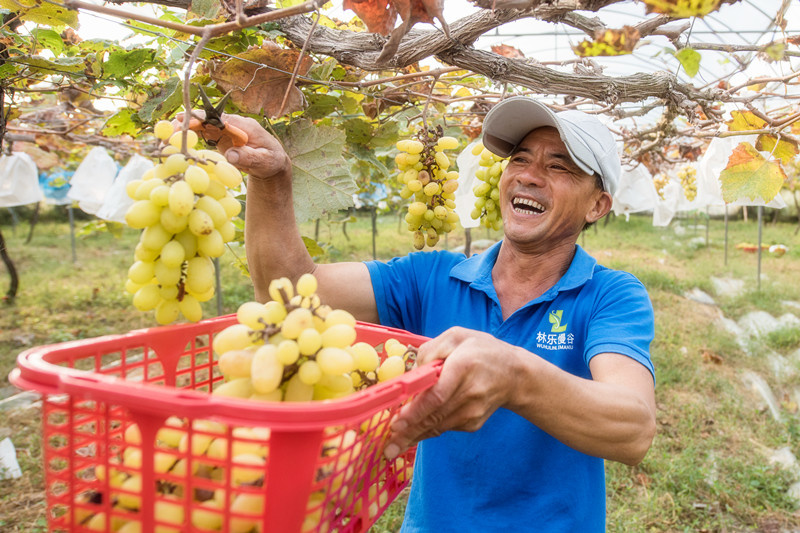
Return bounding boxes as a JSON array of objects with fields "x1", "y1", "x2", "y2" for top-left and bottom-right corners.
[{"x1": 450, "y1": 241, "x2": 598, "y2": 302}]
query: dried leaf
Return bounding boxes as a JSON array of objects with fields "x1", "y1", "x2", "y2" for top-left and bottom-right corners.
[
  {"x1": 377, "y1": 0, "x2": 448, "y2": 64},
  {"x1": 719, "y1": 142, "x2": 787, "y2": 204},
  {"x1": 209, "y1": 42, "x2": 312, "y2": 118},
  {"x1": 701, "y1": 350, "x2": 724, "y2": 364},
  {"x1": 573, "y1": 27, "x2": 640, "y2": 57},
  {"x1": 727, "y1": 110, "x2": 767, "y2": 132},
  {"x1": 343, "y1": 0, "x2": 397, "y2": 35},
  {"x1": 788, "y1": 35, "x2": 800, "y2": 46},
  {"x1": 641, "y1": 0, "x2": 721, "y2": 17},
  {"x1": 761, "y1": 42, "x2": 786, "y2": 62},
  {"x1": 755, "y1": 134, "x2": 799, "y2": 165},
  {"x1": 491, "y1": 44, "x2": 525, "y2": 58}
]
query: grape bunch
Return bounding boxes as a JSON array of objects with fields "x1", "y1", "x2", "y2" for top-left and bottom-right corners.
[
  {"x1": 653, "y1": 173, "x2": 669, "y2": 200},
  {"x1": 213, "y1": 273, "x2": 416, "y2": 402},
  {"x1": 677, "y1": 164, "x2": 697, "y2": 201},
  {"x1": 124, "y1": 121, "x2": 243, "y2": 325},
  {"x1": 395, "y1": 127, "x2": 461, "y2": 250},
  {"x1": 469, "y1": 141, "x2": 507, "y2": 231}
]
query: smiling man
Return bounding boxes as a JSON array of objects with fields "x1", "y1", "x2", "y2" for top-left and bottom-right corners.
[{"x1": 217, "y1": 96, "x2": 656, "y2": 531}]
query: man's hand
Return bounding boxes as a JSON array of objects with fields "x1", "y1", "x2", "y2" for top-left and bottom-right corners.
[
  {"x1": 383, "y1": 327, "x2": 521, "y2": 459},
  {"x1": 176, "y1": 112, "x2": 291, "y2": 181}
]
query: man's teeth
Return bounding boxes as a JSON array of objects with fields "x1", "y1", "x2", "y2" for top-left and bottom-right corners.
[{"x1": 513, "y1": 197, "x2": 544, "y2": 214}]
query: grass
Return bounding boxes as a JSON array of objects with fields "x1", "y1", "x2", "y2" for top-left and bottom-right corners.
[{"x1": 3, "y1": 207, "x2": 800, "y2": 531}]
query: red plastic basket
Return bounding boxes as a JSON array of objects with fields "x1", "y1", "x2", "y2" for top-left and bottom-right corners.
[{"x1": 9, "y1": 315, "x2": 439, "y2": 533}]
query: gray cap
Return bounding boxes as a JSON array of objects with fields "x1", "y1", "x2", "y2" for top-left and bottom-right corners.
[{"x1": 482, "y1": 97, "x2": 621, "y2": 196}]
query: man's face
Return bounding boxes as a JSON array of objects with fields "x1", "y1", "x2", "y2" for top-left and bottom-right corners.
[{"x1": 498, "y1": 127, "x2": 611, "y2": 251}]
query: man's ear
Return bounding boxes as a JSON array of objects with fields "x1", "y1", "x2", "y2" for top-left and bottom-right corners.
[{"x1": 585, "y1": 191, "x2": 613, "y2": 225}]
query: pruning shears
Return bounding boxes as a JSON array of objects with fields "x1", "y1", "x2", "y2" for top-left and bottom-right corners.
[{"x1": 189, "y1": 86, "x2": 249, "y2": 148}]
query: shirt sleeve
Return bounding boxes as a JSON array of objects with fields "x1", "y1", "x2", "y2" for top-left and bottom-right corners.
[
  {"x1": 584, "y1": 271, "x2": 656, "y2": 383},
  {"x1": 365, "y1": 254, "x2": 425, "y2": 333}
]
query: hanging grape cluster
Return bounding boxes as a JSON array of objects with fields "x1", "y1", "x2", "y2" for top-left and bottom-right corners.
[
  {"x1": 469, "y1": 141, "x2": 507, "y2": 231},
  {"x1": 678, "y1": 164, "x2": 697, "y2": 201},
  {"x1": 395, "y1": 126, "x2": 461, "y2": 250},
  {"x1": 124, "y1": 121, "x2": 243, "y2": 324},
  {"x1": 653, "y1": 173, "x2": 669, "y2": 200},
  {"x1": 213, "y1": 273, "x2": 417, "y2": 401}
]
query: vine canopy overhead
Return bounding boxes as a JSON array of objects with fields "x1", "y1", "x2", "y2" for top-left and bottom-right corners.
[{"x1": 1, "y1": 0, "x2": 799, "y2": 193}]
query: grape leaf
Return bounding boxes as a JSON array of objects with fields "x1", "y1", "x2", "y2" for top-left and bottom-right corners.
[
  {"x1": 762, "y1": 42, "x2": 786, "y2": 61},
  {"x1": 674, "y1": 47, "x2": 701, "y2": 77},
  {"x1": 30, "y1": 28, "x2": 63, "y2": 56},
  {"x1": 343, "y1": 0, "x2": 397, "y2": 35},
  {"x1": 0, "y1": 0, "x2": 79, "y2": 28},
  {"x1": 20, "y1": 55, "x2": 84, "y2": 74},
  {"x1": 282, "y1": 119, "x2": 357, "y2": 222},
  {"x1": 209, "y1": 41, "x2": 312, "y2": 118},
  {"x1": 102, "y1": 108, "x2": 140, "y2": 137},
  {"x1": 104, "y1": 49, "x2": 156, "y2": 79},
  {"x1": 573, "y1": 27, "x2": 640, "y2": 57},
  {"x1": 727, "y1": 110, "x2": 767, "y2": 132},
  {"x1": 189, "y1": 0, "x2": 224, "y2": 19},
  {"x1": 641, "y1": 0, "x2": 720, "y2": 17},
  {"x1": 491, "y1": 44, "x2": 525, "y2": 58},
  {"x1": 719, "y1": 142, "x2": 787, "y2": 203},
  {"x1": 755, "y1": 134, "x2": 799, "y2": 165},
  {"x1": 138, "y1": 77, "x2": 183, "y2": 123}
]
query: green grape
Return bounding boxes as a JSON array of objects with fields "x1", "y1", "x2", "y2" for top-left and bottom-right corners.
[
  {"x1": 174, "y1": 229, "x2": 198, "y2": 258},
  {"x1": 218, "y1": 220, "x2": 236, "y2": 243},
  {"x1": 128, "y1": 261, "x2": 155, "y2": 284},
  {"x1": 188, "y1": 208, "x2": 214, "y2": 236},
  {"x1": 154, "y1": 259, "x2": 181, "y2": 286},
  {"x1": 250, "y1": 345, "x2": 283, "y2": 394},
  {"x1": 324, "y1": 308, "x2": 356, "y2": 328},
  {"x1": 209, "y1": 159, "x2": 243, "y2": 189},
  {"x1": 437, "y1": 136, "x2": 459, "y2": 150},
  {"x1": 197, "y1": 229, "x2": 225, "y2": 258},
  {"x1": 284, "y1": 373, "x2": 314, "y2": 402},
  {"x1": 377, "y1": 355, "x2": 406, "y2": 382},
  {"x1": 217, "y1": 348, "x2": 256, "y2": 380},
  {"x1": 159, "y1": 239, "x2": 185, "y2": 269},
  {"x1": 321, "y1": 323, "x2": 357, "y2": 349},
  {"x1": 154, "y1": 120, "x2": 175, "y2": 141},
  {"x1": 184, "y1": 165, "x2": 210, "y2": 194},
  {"x1": 133, "y1": 284, "x2": 160, "y2": 312},
  {"x1": 348, "y1": 342, "x2": 380, "y2": 372},
  {"x1": 281, "y1": 308, "x2": 314, "y2": 339},
  {"x1": 297, "y1": 328, "x2": 322, "y2": 355},
  {"x1": 159, "y1": 285, "x2": 179, "y2": 300},
  {"x1": 179, "y1": 294, "x2": 203, "y2": 322},
  {"x1": 149, "y1": 184, "x2": 171, "y2": 207},
  {"x1": 219, "y1": 195, "x2": 242, "y2": 218},
  {"x1": 134, "y1": 242, "x2": 159, "y2": 262},
  {"x1": 263, "y1": 300, "x2": 287, "y2": 324},
  {"x1": 316, "y1": 347, "x2": 355, "y2": 375},
  {"x1": 185, "y1": 256, "x2": 214, "y2": 294},
  {"x1": 237, "y1": 301, "x2": 270, "y2": 330},
  {"x1": 196, "y1": 195, "x2": 228, "y2": 228},
  {"x1": 167, "y1": 130, "x2": 199, "y2": 150},
  {"x1": 141, "y1": 223, "x2": 172, "y2": 251},
  {"x1": 276, "y1": 339, "x2": 300, "y2": 365},
  {"x1": 160, "y1": 209, "x2": 188, "y2": 234},
  {"x1": 434, "y1": 151, "x2": 450, "y2": 170},
  {"x1": 268, "y1": 277, "x2": 294, "y2": 304},
  {"x1": 296, "y1": 272, "x2": 318, "y2": 297},
  {"x1": 134, "y1": 178, "x2": 164, "y2": 201},
  {"x1": 214, "y1": 324, "x2": 254, "y2": 354},
  {"x1": 155, "y1": 298, "x2": 180, "y2": 325},
  {"x1": 298, "y1": 360, "x2": 322, "y2": 385},
  {"x1": 205, "y1": 179, "x2": 227, "y2": 200},
  {"x1": 125, "y1": 200, "x2": 161, "y2": 229},
  {"x1": 168, "y1": 180, "x2": 194, "y2": 218}
]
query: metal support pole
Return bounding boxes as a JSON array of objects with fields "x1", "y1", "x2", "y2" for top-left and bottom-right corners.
[
  {"x1": 724, "y1": 205, "x2": 728, "y2": 266},
  {"x1": 705, "y1": 206, "x2": 710, "y2": 248},
  {"x1": 757, "y1": 205, "x2": 763, "y2": 292},
  {"x1": 67, "y1": 204, "x2": 77, "y2": 263}
]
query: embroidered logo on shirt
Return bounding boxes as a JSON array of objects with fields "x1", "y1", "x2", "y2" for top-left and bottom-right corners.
[
  {"x1": 549, "y1": 310, "x2": 567, "y2": 333},
  {"x1": 537, "y1": 310, "x2": 574, "y2": 351}
]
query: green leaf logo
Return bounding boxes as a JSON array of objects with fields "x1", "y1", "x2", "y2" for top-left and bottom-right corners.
[{"x1": 549, "y1": 310, "x2": 567, "y2": 333}]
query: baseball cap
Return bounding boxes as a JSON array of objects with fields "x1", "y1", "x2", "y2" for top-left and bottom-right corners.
[{"x1": 481, "y1": 97, "x2": 620, "y2": 196}]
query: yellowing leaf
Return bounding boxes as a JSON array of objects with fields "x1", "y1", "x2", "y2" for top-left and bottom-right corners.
[
  {"x1": 755, "y1": 134, "x2": 799, "y2": 165},
  {"x1": 641, "y1": 0, "x2": 721, "y2": 17},
  {"x1": 573, "y1": 27, "x2": 640, "y2": 57},
  {"x1": 719, "y1": 142, "x2": 787, "y2": 203},
  {"x1": 727, "y1": 110, "x2": 767, "y2": 132},
  {"x1": 343, "y1": 0, "x2": 397, "y2": 35},
  {"x1": 209, "y1": 42, "x2": 312, "y2": 118},
  {"x1": 0, "y1": 0, "x2": 79, "y2": 28},
  {"x1": 762, "y1": 42, "x2": 786, "y2": 61},
  {"x1": 674, "y1": 47, "x2": 701, "y2": 77}
]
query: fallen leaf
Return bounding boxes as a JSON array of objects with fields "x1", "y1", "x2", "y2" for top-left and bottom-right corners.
[
  {"x1": 343, "y1": 0, "x2": 397, "y2": 35},
  {"x1": 701, "y1": 350, "x2": 724, "y2": 364},
  {"x1": 755, "y1": 134, "x2": 798, "y2": 165},
  {"x1": 209, "y1": 41, "x2": 312, "y2": 118},
  {"x1": 719, "y1": 142, "x2": 787, "y2": 204},
  {"x1": 491, "y1": 44, "x2": 525, "y2": 58},
  {"x1": 573, "y1": 26, "x2": 640, "y2": 57},
  {"x1": 641, "y1": 0, "x2": 721, "y2": 17},
  {"x1": 727, "y1": 110, "x2": 767, "y2": 132}
]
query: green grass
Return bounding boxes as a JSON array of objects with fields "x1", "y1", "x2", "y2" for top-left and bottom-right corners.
[{"x1": 3, "y1": 208, "x2": 800, "y2": 532}]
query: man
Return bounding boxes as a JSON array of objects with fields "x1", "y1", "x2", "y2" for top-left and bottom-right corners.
[{"x1": 211, "y1": 96, "x2": 656, "y2": 531}]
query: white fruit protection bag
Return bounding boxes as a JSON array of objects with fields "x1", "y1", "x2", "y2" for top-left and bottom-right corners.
[
  {"x1": 67, "y1": 147, "x2": 118, "y2": 215},
  {"x1": 0, "y1": 152, "x2": 44, "y2": 207},
  {"x1": 96, "y1": 154, "x2": 154, "y2": 223}
]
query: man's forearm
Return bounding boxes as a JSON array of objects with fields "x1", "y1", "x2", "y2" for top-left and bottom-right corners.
[{"x1": 245, "y1": 174, "x2": 315, "y2": 302}]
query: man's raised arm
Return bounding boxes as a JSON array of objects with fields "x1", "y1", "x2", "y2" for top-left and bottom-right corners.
[{"x1": 212, "y1": 115, "x2": 380, "y2": 323}]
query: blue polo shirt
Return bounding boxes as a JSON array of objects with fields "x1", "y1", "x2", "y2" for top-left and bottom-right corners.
[{"x1": 366, "y1": 242, "x2": 654, "y2": 532}]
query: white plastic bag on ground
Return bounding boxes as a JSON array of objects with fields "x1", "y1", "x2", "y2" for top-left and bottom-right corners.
[
  {"x1": 0, "y1": 152, "x2": 45, "y2": 207},
  {"x1": 67, "y1": 147, "x2": 118, "y2": 215},
  {"x1": 96, "y1": 154, "x2": 154, "y2": 223}
]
